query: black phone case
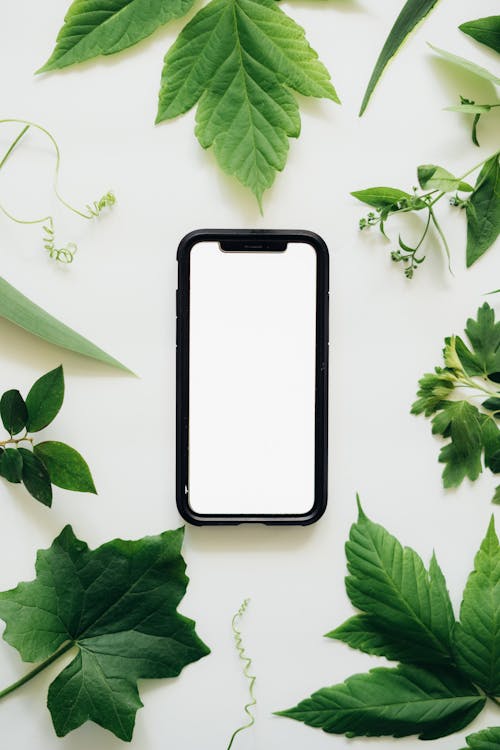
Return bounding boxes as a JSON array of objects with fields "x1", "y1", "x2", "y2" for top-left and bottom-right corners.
[{"x1": 176, "y1": 229, "x2": 329, "y2": 525}]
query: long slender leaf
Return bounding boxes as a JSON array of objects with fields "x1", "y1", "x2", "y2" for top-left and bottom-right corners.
[
  {"x1": 359, "y1": 0, "x2": 441, "y2": 116},
  {"x1": 0, "y1": 277, "x2": 132, "y2": 373}
]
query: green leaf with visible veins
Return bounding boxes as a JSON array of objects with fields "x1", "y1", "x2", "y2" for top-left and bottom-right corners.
[
  {"x1": 156, "y1": 0, "x2": 339, "y2": 204},
  {"x1": 351, "y1": 187, "x2": 415, "y2": 210},
  {"x1": 18, "y1": 448, "x2": 52, "y2": 507},
  {"x1": 38, "y1": 0, "x2": 196, "y2": 72},
  {"x1": 0, "y1": 526, "x2": 209, "y2": 740},
  {"x1": 464, "y1": 303, "x2": 500, "y2": 376},
  {"x1": 428, "y1": 45, "x2": 500, "y2": 86},
  {"x1": 0, "y1": 389, "x2": 28, "y2": 436},
  {"x1": 460, "y1": 16, "x2": 500, "y2": 55},
  {"x1": 417, "y1": 164, "x2": 473, "y2": 193},
  {"x1": 465, "y1": 155, "x2": 500, "y2": 267},
  {"x1": 26, "y1": 365, "x2": 64, "y2": 433},
  {"x1": 0, "y1": 448, "x2": 23, "y2": 483},
  {"x1": 34, "y1": 441, "x2": 96, "y2": 494},
  {"x1": 454, "y1": 517, "x2": 500, "y2": 696},
  {"x1": 276, "y1": 664, "x2": 484, "y2": 739},
  {"x1": 359, "y1": 0, "x2": 442, "y2": 115},
  {"x1": 433, "y1": 402, "x2": 483, "y2": 487},
  {"x1": 333, "y1": 502, "x2": 455, "y2": 667}
]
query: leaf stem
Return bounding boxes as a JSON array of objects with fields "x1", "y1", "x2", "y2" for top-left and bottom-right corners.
[
  {"x1": 429, "y1": 206, "x2": 452, "y2": 273},
  {"x1": 0, "y1": 433, "x2": 33, "y2": 448},
  {"x1": 458, "y1": 151, "x2": 500, "y2": 182},
  {"x1": 0, "y1": 641, "x2": 75, "y2": 700},
  {"x1": 0, "y1": 126, "x2": 30, "y2": 171}
]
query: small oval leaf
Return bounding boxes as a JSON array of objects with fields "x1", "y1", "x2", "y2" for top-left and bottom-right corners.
[
  {"x1": 26, "y1": 366, "x2": 65, "y2": 433},
  {"x1": 18, "y1": 447, "x2": 52, "y2": 507},
  {"x1": 0, "y1": 447, "x2": 23, "y2": 483},
  {"x1": 0, "y1": 390, "x2": 28, "y2": 435},
  {"x1": 34, "y1": 441, "x2": 96, "y2": 494}
]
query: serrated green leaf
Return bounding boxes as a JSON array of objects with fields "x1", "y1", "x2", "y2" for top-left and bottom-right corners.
[
  {"x1": 0, "y1": 389, "x2": 28, "y2": 436},
  {"x1": 39, "y1": 0, "x2": 196, "y2": 72},
  {"x1": 359, "y1": 0, "x2": 441, "y2": 116},
  {"x1": 25, "y1": 366, "x2": 64, "y2": 433},
  {"x1": 342, "y1": 505, "x2": 455, "y2": 666},
  {"x1": 462, "y1": 726, "x2": 500, "y2": 749},
  {"x1": 0, "y1": 447, "x2": 23, "y2": 483},
  {"x1": 460, "y1": 16, "x2": 500, "y2": 55},
  {"x1": 454, "y1": 335, "x2": 485, "y2": 377},
  {"x1": 0, "y1": 277, "x2": 132, "y2": 373},
  {"x1": 466, "y1": 155, "x2": 500, "y2": 267},
  {"x1": 434, "y1": 402, "x2": 483, "y2": 487},
  {"x1": 351, "y1": 187, "x2": 415, "y2": 210},
  {"x1": 428, "y1": 45, "x2": 500, "y2": 86},
  {"x1": 33, "y1": 442, "x2": 96, "y2": 494},
  {"x1": 17, "y1": 448, "x2": 52, "y2": 507},
  {"x1": 276, "y1": 664, "x2": 484, "y2": 739},
  {"x1": 411, "y1": 369, "x2": 455, "y2": 417},
  {"x1": 464, "y1": 303, "x2": 500, "y2": 375},
  {"x1": 417, "y1": 164, "x2": 473, "y2": 193},
  {"x1": 0, "y1": 526, "x2": 209, "y2": 740},
  {"x1": 454, "y1": 517, "x2": 500, "y2": 696},
  {"x1": 156, "y1": 0, "x2": 338, "y2": 204}
]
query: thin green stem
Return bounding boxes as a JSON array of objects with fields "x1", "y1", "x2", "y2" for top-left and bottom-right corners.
[
  {"x1": 0, "y1": 126, "x2": 29, "y2": 171},
  {"x1": 0, "y1": 641, "x2": 75, "y2": 700},
  {"x1": 458, "y1": 150, "x2": 500, "y2": 182},
  {"x1": 429, "y1": 205, "x2": 452, "y2": 273}
]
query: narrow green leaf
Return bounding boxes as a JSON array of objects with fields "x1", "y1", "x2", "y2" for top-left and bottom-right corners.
[
  {"x1": 351, "y1": 187, "x2": 414, "y2": 210},
  {"x1": 417, "y1": 164, "x2": 473, "y2": 192},
  {"x1": 465, "y1": 155, "x2": 500, "y2": 267},
  {"x1": 34, "y1": 441, "x2": 96, "y2": 494},
  {"x1": 0, "y1": 447, "x2": 23, "y2": 483},
  {"x1": 276, "y1": 664, "x2": 484, "y2": 739},
  {"x1": 454, "y1": 517, "x2": 500, "y2": 695},
  {"x1": 446, "y1": 104, "x2": 495, "y2": 115},
  {"x1": 17, "y1": 447, "x2": 52, "y2": 507},
  {"x1": 343, "y1": 506, "x2": 455, "y2": 666},
  {"x1": 156, "y1": 0, "x2": 338, "y2": 204},
  {"x1": 0, "y1": 390, "x2": 28, "y2": 435},
  {"x1": 25, "y1": 366, "x2": 64, "y2": 433},
  {"x1": 0, "y1": 277, "x2": 132, "y2": 373},
  {"x1": 428, "y1": 45, "x2": 500, "y2": 86},
  {"x1": 38, "y1": 0, "x2": 197, "y2": 73},
  {"x1": 460, "y1": 16, "x2": 500, "y2": 55},
  {"x1": 359, "y1": 0, "x2": 441, "y2": 116}
]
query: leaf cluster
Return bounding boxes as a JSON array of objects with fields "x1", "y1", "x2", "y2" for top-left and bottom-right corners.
[
  {"x1": 0, "y1": 526, "x2": 209, "y2": 740},
  {"x1": 412, "y1": 303, "x2": 500, "y2": 503},
  {"x1": 353, "y1": 152, "x2": 500, "y2": 275},
  {"x1": 0, "y1": 366, "x2": 96, "y2": 505},
  {"x1": 277, "y1": 502, "x2": 500, "y2": 742}
]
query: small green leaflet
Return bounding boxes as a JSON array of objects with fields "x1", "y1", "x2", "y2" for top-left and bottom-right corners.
[
  {"x1": 0, "y1": 526, "x2": 209, "y2": 741},
  {"x1": 156, "y1": 0, "x2": 339, "y2": 204},
  {"x1": 34, "y1": 441, "x2": 95, "y2": 494},
  {"x1": 359, "y1": 0, "x2": 441, "y2": 116},
  {"x1": 0, "y1": 276, "x2": 132, "y2": 373},
  {"x1": 0, "y1": 390, "x2": 27, "y2": 436},
  {"x1": 38, "y1": 0, "x2": 196, "y2": 72},
  {"x1": 428, "y1": 44, "x2": 500, "y2": 86},
  {"x1": 460, "y1": 16, "x2": 500, "y2": 55},
  {"x1": 413, "y1": 304, "x2": 500, "y2": 500},
  {"x1": 466, "y1": 154, "x2": 500, "y2": 267},
  {"x1": 418, "y1": 164, "x2": 473, "y2": 193},
  {"x1": 454, "y1": 518, "x2": 500, "y2": 696},
  {"x1": 276, "y1": 503, "x2": 499, "y2": 741},
  {"x1": 25, "y1": 365, "x2": 64, "y2": 433},
  {"x1": 461, "y1": 726, "x2": 500, "y2": 749}
]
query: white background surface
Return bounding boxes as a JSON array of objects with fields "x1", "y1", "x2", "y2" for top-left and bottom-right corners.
[{"x1": 0, "y1": 1, "x2": 499, "y2": 748}]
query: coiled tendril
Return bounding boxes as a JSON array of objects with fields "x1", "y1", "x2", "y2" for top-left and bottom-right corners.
[{"x1": 226, "y1": 599, "x2": 256, "y2": 750}]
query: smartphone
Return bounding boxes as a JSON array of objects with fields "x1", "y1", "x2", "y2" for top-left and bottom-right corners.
[{"x1": 176, "y1": 229, "x2": 329, "y2": 525}]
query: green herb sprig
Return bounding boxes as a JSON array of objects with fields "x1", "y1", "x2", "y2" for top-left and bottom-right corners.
[
  {"x1": 277, "y1": 500, "x2": 500, "y2": 742},
  {"x1": 0, "y1": 366, "x2": 96, "y2": 505},
  {"x1": 354, "y1": 151, "x2": 500, "y2": 276},
  {"x1": 0, "y1": 119, "x2": 115, "y2": 262},
  {"x1": 412, "y1": 303, "x2": 500, "y2": 503}
]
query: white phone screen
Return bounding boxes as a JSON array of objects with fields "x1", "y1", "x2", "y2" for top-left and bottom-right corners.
[{"x1": 188, "y1": 241, "x2": 317, "y2": 515}]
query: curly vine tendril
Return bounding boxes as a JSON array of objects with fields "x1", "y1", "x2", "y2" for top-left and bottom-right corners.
[
  {"x1": 0, "y1": 119, "x2": 114, "y2": 262},
  {"x1": 226, "y1": 599, "x2": 257, "y2": 750}
]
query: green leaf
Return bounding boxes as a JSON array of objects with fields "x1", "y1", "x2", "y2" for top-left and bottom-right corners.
[
  {"x1": 462, "y1": 726, "x2": 500, "y2": 749},
  {"x1": 464, "y1": 303, "x2": 500, "y2": 375},
  {"x1": 454, "y1": 517, "x2": 500, "y2": 695},
  {"x1": 411, "y1": 369, "x2": 455, "y2": 417},
  {"x1": 0, "y1": 389, "x2": 28, "y2": 435},
  {"x1": 465, "y1": 155, "x2": 500, "y2": 267},
  {"x1": 351, "y1": 187, "x2": 414, "y2": 210},
  {"x1": 417, "y1": 164, "x2": 473, "y2": 193},
  {"x1": 481, "y1": 417, "x2": 500, "y2": 473},
  {"x1": 156, "y1": 0, "x2": 339, "y2": 205},
  {"x1": 460, "y1": 16, "x2": 500, "y2": 55},
  {"x1": 493, "y1": 485, "x2": 500, "y2": 504},
  {"x1": 38, "y1": 0, "x2": 196, "y2": 72},
  {"x1": 276, "y1": 664, "x2": 484, "y2": 739},
  {"x1": 0, "y1": 526, "x2": 209, "y2": 740},
  {"x1": 17, "y1": 448, "x2": 52, "y2": 507},
  {"x1": 0, "y1": 276, "x2": 132, "y2": 373},
  {"x1": 339, "y1": 504, "x2": 455, "y2": 667},
  {"x1": 0, "y1": 447, "x2": 23, "y2": 483},
  {"x1": 359, "y1": 0, "x2": 441, "y2": 116},
  {"x1": 433, "y1": 402, "x2": 483, "y2": 487},
  {"x1": 25, "y1": 366, "x2": 64, "y2": 433},
  {"x1": 446, "y1": 103, "x2": 495, "y2": 115},
  {"x1": 428, "y1": 45, "x2": 500, "y2": 86},
  {"x1": 454, "y1": 335, "x2": 485, "y2": 377},
  {"x1": 34, "y1": 442, "x2": 96, "y2": 494}
]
